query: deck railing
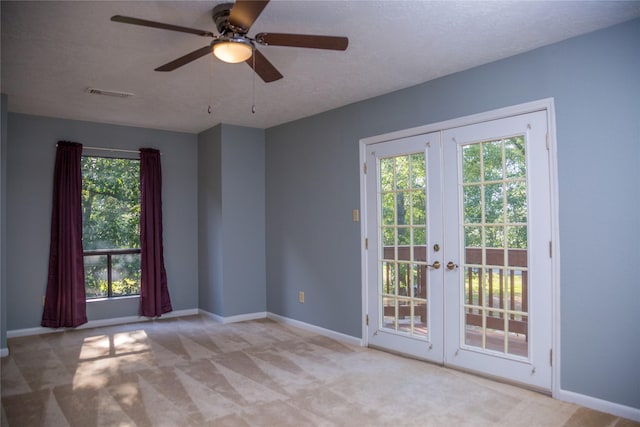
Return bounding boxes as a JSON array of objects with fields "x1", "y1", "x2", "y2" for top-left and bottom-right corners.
[
  {"x1": 464, "y1": 247, "x2": 528, "y2": 337},
  {"x1": 382, "y1": 246, "x2": 528, "y2": 337}
]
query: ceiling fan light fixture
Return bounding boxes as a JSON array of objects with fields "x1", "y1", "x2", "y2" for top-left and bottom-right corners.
[{"x1": 212, "y1": 38, "x2": 253, "y2": 63}]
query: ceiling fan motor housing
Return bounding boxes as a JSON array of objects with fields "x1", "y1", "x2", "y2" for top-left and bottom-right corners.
[{"x1": 212, "y1": 3, "x2": 237, "y2": 35}]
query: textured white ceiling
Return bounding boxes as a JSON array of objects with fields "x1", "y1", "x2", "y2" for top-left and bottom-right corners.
[{"x1": 2, "y1": 1, "x2": 639, "y2": 133}]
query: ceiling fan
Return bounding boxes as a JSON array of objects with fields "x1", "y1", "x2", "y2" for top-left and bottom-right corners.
[{"x1": 111, "y1": 0, "x2": 349, "y2": 83}]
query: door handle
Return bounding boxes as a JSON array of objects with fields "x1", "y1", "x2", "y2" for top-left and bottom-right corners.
[
  {"x1": 427, "y1": 261, "x2": 441, "y2": 270},
  {"x1": 446, "y1": 262, "x2": 459, "y2": 271}
]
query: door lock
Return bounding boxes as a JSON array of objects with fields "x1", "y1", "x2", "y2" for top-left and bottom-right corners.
[
  {"x1": 427, "y1": 261, "x2": 441, "y2": 270},
  {"x1": 446, "y1": 262, "x2": 459, "y2": 271}
]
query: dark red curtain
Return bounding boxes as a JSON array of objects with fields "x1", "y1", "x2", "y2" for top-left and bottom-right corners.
[
  {"x1": 139, "y1": 148, "x2": 173, "y2": 317},
  {"x1": 42, "y1": 141, "x2": 87, "y2": 328}
]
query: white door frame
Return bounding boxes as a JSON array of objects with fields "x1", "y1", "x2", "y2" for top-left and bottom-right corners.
[{"x1": 359, "y1": 98, "x2": 561, "y2": 396}]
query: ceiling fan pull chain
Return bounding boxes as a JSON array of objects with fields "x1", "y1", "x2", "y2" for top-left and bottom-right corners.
[
  {"x1": 251, "y1": 49, "x2": 257, "y2": 114},
  {"x1": 208, "y1": 50, "x2": 215, "y2": 115}
]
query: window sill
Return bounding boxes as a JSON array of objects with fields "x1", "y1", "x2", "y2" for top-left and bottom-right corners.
[{"x1": 86, "y1": 295, "x2": 140, "y2": 303}]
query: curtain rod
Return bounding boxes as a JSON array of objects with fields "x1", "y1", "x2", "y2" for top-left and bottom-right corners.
[
  {"x1": 55, "y1": 144, "x2": 162, "y2": 155},
  {"x1": 83, "y1": 146, "x2": 141, "y2": 154}
]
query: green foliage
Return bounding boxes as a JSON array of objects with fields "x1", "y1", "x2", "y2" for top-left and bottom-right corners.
[
  {"x1": 82, "y1": 157, "x2": 140, "y2": 249},
  {"x1": 85, "y1": 277, "x2": 141, "y2": 299},
  {"x1": 82, "y1": 156, "x2": 141, "y2": 298}
]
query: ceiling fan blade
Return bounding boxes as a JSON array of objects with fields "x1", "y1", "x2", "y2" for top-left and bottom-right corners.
[
  {"x1": 155, "y1": 45, "x2": 213, "y2": 72},
  {"x1": 111, "y1": 15, "x2": 215, "y2": 37},
  {"x1": 245, "y1": 49, "x2": 282, "y2": 83},
  {"x1": 229, "y1": 0, "x2": 269, "y2": 33},
  {"x1": 255, "y1": 33, "x2": 348, "y2": 51}
]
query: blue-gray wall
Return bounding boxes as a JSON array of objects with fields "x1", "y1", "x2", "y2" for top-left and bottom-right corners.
[
  {"x1": 6, "y1": 114, "x2": 198, "y2": 329},
  {"x1": 198, "y1": 125, "x2": 224, "y2": 315},
  {"x1": 198, "y1": 124, "x2": 266, "y2": 317},
  {"x1": 266, "y1": 110, "x2": 362, "y2": 334},
  {"x1": 220, "y1": 124, "x2": 266, "y2": 316},
  {"x1": 1, "y1": 94, "x2": 7, "y2": 351},
  {"x1": 265, "y1": 19, "x2": 640, "y2": 409}
]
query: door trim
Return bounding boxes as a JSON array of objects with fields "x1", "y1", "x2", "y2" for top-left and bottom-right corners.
[{"x1": 359, "y1": 98, "x2": 560, "y2": 396}]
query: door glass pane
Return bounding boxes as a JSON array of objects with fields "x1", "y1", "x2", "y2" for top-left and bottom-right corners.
[
  {"x1": 464, "y1": 227, "x2": 482, "y2": 249},
  {"x1": 485, "y1": 226, "x2": 505, "y2": 249},
  {"x1": 463, "y1": 186, "x2": 482, "y2": 223},
  {"x1": 460, "y1": 137, "x2": 529, "y2": 358},
  {"x1": 411, "y1": 191, "x2": 426, "y2": 225},
  {"x1": 413, "y1": 300, "x2": 427, "y2": 337},
  {"x1": 413, "y1": 228, "x2": 427, "y2": 261},
  {"x1": 382, "y1": 227, "x2": 395, "y2": 247},
  {"x1": 380, "y1": 158, "x2": 394, "y2": 191},
  {"x1": 462, "y1": 145, "x2": 481, "y2": 183},
  {"x1": 379, "y1": 152, "x2": 429, "y2": 339},
  {"x1": 504, "y1": 137, "x2": 526, "y2": 179},
  {"x1": 398, "y1": 227, "x2": 410, "y2": 245},
  {"x1": 506, "y1": 181, "x2": 527, "y2": 223},
  {"x1": 383, "y1": 297, "x2": 396, "y2": 330},
  {"x1": 484, "y1": 184, "x2": 504, "y2": 223},
  {"x1": 382, "y1": 262, "x2": 396, "y2": 295},
  {"x1": 382, "y1": 193, "x2": 395, "y2": 226},
  {"x1": 395, "y1": 156, "x2": 410, "y2": 189},
  {"x1": 397, "y1": 191, "x2": 411, "y2": 225},
  {"x1": 398, "y1": 263, "x2": 410, "y2": 297},
  {"x1": 397, "y1": 298, "x2": 412, "y2": 334},
  {"x1": 410, "y1": 153, "x2": 426, "y2": 188},
  {"x1": 483, "y1": 141, "x2": 503, "y2": 181}
]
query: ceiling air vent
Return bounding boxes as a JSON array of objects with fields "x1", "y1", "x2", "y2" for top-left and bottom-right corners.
[{"x1": 86, "y1": 87, "x2": 134, "y2": 98}]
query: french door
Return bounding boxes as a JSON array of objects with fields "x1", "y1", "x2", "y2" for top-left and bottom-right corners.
[
  {"x1": 365, "y1": 132, "x2": 444, "y2": 364},
  {"x1": 364, "y1": 110, "x2": 553, "y2": 390}
]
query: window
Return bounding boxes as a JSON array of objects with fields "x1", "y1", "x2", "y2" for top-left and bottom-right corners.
[{"x1": 81, "y1": 156, "x2": 140, "y2": 299}]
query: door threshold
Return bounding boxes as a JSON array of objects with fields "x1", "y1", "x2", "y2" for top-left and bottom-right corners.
[
  {"x1": 367, "y1": 343, "x2": 443, "y2": 366},
  {"x1": 443, "y1": 364, "x2": 552, "y2": 396}
]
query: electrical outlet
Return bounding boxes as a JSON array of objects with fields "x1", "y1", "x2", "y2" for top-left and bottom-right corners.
[{"x1": 298, "y1": 291, "x2": 305, "y2": 304}]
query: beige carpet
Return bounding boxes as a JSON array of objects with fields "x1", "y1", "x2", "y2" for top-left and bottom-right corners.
[{"x1": 1, "y1": 315, "x2": 637, "y2": 426}]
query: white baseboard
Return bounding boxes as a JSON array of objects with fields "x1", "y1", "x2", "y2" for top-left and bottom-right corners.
[
  {"x1": 197, "y1": 309, "x2": 362, "y2": 347},
  {"x1": 7, "y1": 308, "x2": 199, "y2": 339},
  {"x1": 556, "y1": 388, "x2": 640, "y2": 422},
  {"x1": 224, "y1": 311, "x2": 267, "y2": 323},
  {"x1": 198, "y1": 309, "x2": 266, "y2": 324},
  {"x1": 198, "y1": 309, "x2": 224, "y2": 323},
  {"x1": 266, "y1": 312, "x2": 363, "y2": 347}
]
